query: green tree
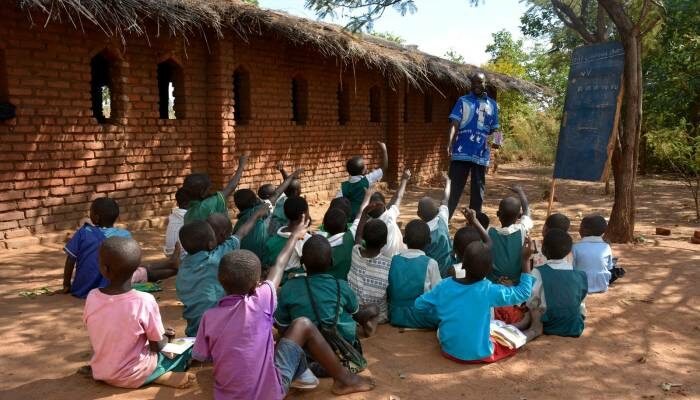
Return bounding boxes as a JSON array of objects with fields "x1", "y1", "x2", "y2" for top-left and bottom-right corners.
[
  {"x1": 443, "y1": 49, "x2": 465, "y2": 64},
  {"x1": 370, "y1": 30, "x2": 405, "y2": 44}
]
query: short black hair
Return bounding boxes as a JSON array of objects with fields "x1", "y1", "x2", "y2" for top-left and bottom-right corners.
[
  {"x1": 453, "y1": 226, "x2": 482, "y2": 259},
  {"x1": 581, "y1": 215, "x2": 607, "y2": 236},
  {"x1": 234, "y1": 188, "x2": 258, "y2": 212},
  {"x1": 462, "y1": 241, "x2": 492, "y2": 280},
  {"x1": 218, "y1": 249, "x2": 261, "y2": 295},
  {"x1": 417, "y1": 197, "x2": 438, "y2": 222},
  {"x1": 99, "y1": 236, "x2": 142, "y2": 279},
  {"x1": 284, "y1": 196, "x2": 308, "y2": 221},
  {"x1": 363, "y1": 219, "x2": 388, "y2": 249},
  {"x1": 323, "y1": 208, "x2": 347, "y2": 235},
  {"x1": 285, "y1": 178, "x2": 302, "y2": 197},
  {"x1": 329, "y1": 197, "x2": 352, "y2": 223},
  {"x1": 302, "y1": 235, "x2": 332, "y2": 274},
  {"x1": 346, "y1": 156, "x2": 365, "y2": 176},
  {"x1": 175, "y1": 187, "x2": 190, "y2": 209},
  {"x1": 476, "y1": 212, "x2": 490, "y2": 229},
  {"x1": 206, "y1": 213, "x2": 232, "y2": 244},
  {"x1": 257, "y1": 184, "x2": 276, "y2": 200},
  {"x1": 370, "y1": 192, "x2": 386, "y2": 205},
  {"x1": 542, "y1": 228, "x2": 573, "y2": 260},
  {"x1": 368, "y1": 192, "x2": 387, "y2": 218},
  {"x1": 545, "y1": 213, "x2": 571, "y2": 232},
  {"x1": 498, "y1": 196, "x2": 521, "y2": 224},
  {"x1": 183, "y1": 173, "x2": 211, "y2": 199},
  {"x1": 91, "y1": 197, "x2": 119, "y2": 227},
  {"x1": 179, "y1": 220, "x2": 216, "y2": 254},
  {"x1": 404, "y1": 219, "x2": 430, "y2": 250}
]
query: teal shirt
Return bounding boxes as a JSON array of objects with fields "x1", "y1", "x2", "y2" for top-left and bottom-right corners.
[
  {"x1": 184, "y1": 191, "x2": 228, "y2": 224},
  {"x1": 327, "y1": 231, "x2": 355, "y2": 280},
  {"x1": 387, "y1": 254, "x2": 439, "y2": 329},
  {"x1": 268, "y1": 194, "x2": 289, "y2": 236},
  {"x1": 176, "y1": 236, "x2": 240, "y2": 336},
  {"x1": 537, "y1": 264, "x2": 588, "y2": 337},
  {"x1": 488, "y1": 228, "x2": 525, "y2": 284},
  {"x1": 426, "y1": 212, "x2": 453, "y2": 278},
  {"x1": 341, "y1": 177, "x2": 369, "y2": 220},
  {"x1": 275, "y1": 274, "x2": 359, "y2": 344},
  {"x1": 233, "y1": 204, "x2": 269, "y2": 261}
]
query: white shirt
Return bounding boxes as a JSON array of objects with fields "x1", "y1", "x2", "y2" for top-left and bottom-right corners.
[
  {"x1": 399, "y1": 248, "x2": 442, "y2": 293},
  {"x1": 274, "y1": 227, "x2": 312, "y2": 271},
  {"x1": 490, "y1": 215, "x2": 534, "y2": 244},
  {"x1": 325, "y1": 218, "x2": 360, "y2": 247},
  {"x1": 378, "y1": 205, "x2": 405, "y2": 258},
  {"x1": 452, "y1": 262, "x2": 465, "y2": 279},
  {"x1": 163, "y1": 208, "x2": 187, "y2": 257},
  {"x1": 427, "y1": 205, "x2": 450, "y2": 232},
  {"x1": 335, "y1": 168, "x2": 384, "y2": 198},
  {"x1": 528, "y1": 258, "x2": 586, "y2": 316}
]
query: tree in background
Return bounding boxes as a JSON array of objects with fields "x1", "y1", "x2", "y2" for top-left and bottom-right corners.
[
  {"x1": 443, "y1": 48, "x2": 465, "y2": 64},
  {"x1": 370, "y1": 30, "x2": 405, "y2": 44}
]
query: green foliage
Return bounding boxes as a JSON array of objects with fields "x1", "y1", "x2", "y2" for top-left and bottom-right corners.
[
  {"x1": 370, "y1": 30, "x2": 405, "y2": 44},
  {"x1": 242, "y1": 0, "x2": 259, "y2": 5},
  {"x1": 443, "y1": 48, "x2": 465, "y2": 64}
]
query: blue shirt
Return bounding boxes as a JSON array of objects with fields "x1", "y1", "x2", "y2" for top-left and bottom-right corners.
[
  {"x1": 176, "y1": 235, "x2": 241, "y2": 336},
  {"x1": 572, "y1": 236, "x2": 613, "y2": 293},
  {"x1": 448, "y1": 93, "x2": 500, "y2": 166},
  {"x1": 64, "y1": 224, "x2": 132, "y2": 299},
  {"x1": 415, "y1": 273, "x2": 534, "y2": 361}
]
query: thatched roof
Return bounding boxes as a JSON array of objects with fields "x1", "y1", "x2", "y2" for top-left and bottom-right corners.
[{"x1": 14, "y1": 0, "x2": 546, "y2": 97}]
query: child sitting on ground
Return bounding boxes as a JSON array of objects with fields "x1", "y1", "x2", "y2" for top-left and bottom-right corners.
[
  {"x1": 488, "y1": 185, "x2": 533, "y2": 284},
  {"x1": 532, "y1": 212, "x2": 570, "y2": 268},
  {"x1": 387, "y1": 220, "x2": 442, "y2": 329},
  {"x1": 366, "y1": 169, "x2": 411, "y2": 258},
  {"x1": 164, "y1": 187, "x2": 189, "y2": 259},
  {"x1": 337, "y1": 141, "x2": 388, "y2": 220},
  {"x1": 527, "y1": 229, "x2": 588, "y2": 338},
  {"x1": 415, "y1": 235, "x2": 534, "y2": 364},
  {"x1": 268, "y1": 161, "x2": 303, "y2": 235},
  {"x1": 63, "y1": 197, "x2": 132, "y2": 298},
  {"x1": 176, "y1": 208, "x2": 267, "y2": 336},
  {"x1": 84, "y1": 237, "x2": 195, "y2": 389},
  {"x1": 450, "y1": 208, "x2": 492, "y2": 279},
  {"x1": 263, "y1": 196, "x2": 312, "y2": 283},
  {"x1": 193, "y1": 222, "x2": 374, "y2": 399},
  {"x1": 417, "y1": 174, "x2": 453, "y2": 277},
  {"x1": 347, "y1": 203, "x2": 391, "y2": 336},
  {"x1": 275, "y1": 235, "x2": 366, "y2": 355},
  {"x1": 183, "y1": 155, "x2": 248, "y2": 224},
  {"x1": 573, "y1": 215, "x2": 623, "y2": 293}
]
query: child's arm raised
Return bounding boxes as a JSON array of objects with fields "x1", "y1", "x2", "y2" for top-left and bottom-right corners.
[
  {"x1": 268, "y1": 218, "x2": 309, "y2": 289},
  {"x1": 387, "y1": 169, "x2": 411, "y2": 209},
  {"x1": 269, "y1": 167, "x2": 304, "y2": 204},
  {"x1": 377, "y1": 141, "x2": 388, "y2": 174},
  {"x1": 441, "y1": 171, "x2": 451, "y2": 207},
  {"x1": 276, "y1": 161, "x2": 289, "y2": 180},
  {"x1": 462, "y1": 208, "x2": 492, "y2": 249},
  {"x1": 61, "y1": 256, "x2": 76, "y2": 294},
  {"x1": 233, "y1": 206, "x2": 268, "y2": 240},
  {"x1": 510, "y1": 185, "x2": 530, "y2": 217},
  {"x1": 355, "y1": 203, "x2": 384, "y2": 246},
  {"x1": 222, "y1": 155, "x2": 249, "y2": 198}
]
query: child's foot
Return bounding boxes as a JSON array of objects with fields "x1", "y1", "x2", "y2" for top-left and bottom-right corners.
[
  {"x1": 77, "y1": 365, "x2": 92, "y2": 376},
  {"x1": 154, "y1": 371, "x2": 197, "y2": 388},
  {"x1": 361, "y1": 316, "x2": 379, "y2": 338},
  {"x1": 331, "y1": 375, "x2": 375, "y2": 395}
]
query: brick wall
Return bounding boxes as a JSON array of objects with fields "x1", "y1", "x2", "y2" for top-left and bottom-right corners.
[{"x1": 0, "y1": 9, "x2": 460, "y2": 248}]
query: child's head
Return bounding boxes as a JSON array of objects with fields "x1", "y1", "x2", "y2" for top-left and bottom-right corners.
[
  {"x1": 323, "y1": 208, "x2": 347, "y2": 236},
  {"x1": 329, "y1": 197, "x2": 352, "y2": 223},
  {"x1": 301, "y1": 234, "x2": 333, "y2": 274},
  {"x1": 476, "y1": 212, "x2": 490, "y2": 229},
  {"x1": 98, "y1": 236, "x2": 142, "y2": 284},
  {"x1": 580, "y1": 215, "x2": 607, "y2": 237},
  {"x1": 218, "y1": 249, "x2": 261, "y2": 295},
  {"x1": 285, "y1": 178, "x2": 302, "y2": 197},
  {"x1": 404, "y1": 219, "x2": 431, "y2": 250},
  {"x1": 363, "y1": 219, "x2": 388, "y2": 250},
  {"x1": 233, "y1": 188, "x2": 258, "y2": 212},
  {"x1": 183, "y1": 173, "x2": 211, "y2": 200},
  {"x1": 462, "y1": 241, "x2": 493, "y2": 281},
  {"x1": 367, "y1": 192, "x2": 386, "y2": 218},
  {"x1": 417, "y1": 197, "x2": 439, "y2": 222},
  {"x1": 543, "y1": 213, "x2": 570, "y2": 237},
  {"x1": 179, "y1": 220, "x2": 217, "y2": 254},
  {"x1": 90, "y1": 197, "x2": 120, "y2": 227},
  {"x1": 206, "y1": 213, "x2": 232, "y2": 245},
  {"x1": 497, "y1": 196, "x2": 521, "y2": 226},
  {"x1": 284, "y1": 196, "x2": 308, "y2": 223},
  {"x1": 346, "y1": 156, "x2": 366, "y2": 176},
  {"x1": 175, "y1": 187, "x2": 190, "y2": 210},
  {"x1": 542, "y1": 228, "x2": 573, "y2": 260},
  {"x1": 453, "y1": 226, "x2": 482, "y2": 261},
  {"x1": 257, "y1": 184, "x2": 276, "y2": 201}
]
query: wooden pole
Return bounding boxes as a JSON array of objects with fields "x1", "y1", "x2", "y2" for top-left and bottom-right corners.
[{"x1": 547, "y1": 178, "x2": 557, "y2": 216}]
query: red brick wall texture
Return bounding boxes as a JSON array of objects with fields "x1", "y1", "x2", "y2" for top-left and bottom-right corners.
[{"x1": 0, "y1": 9, "x2": 463, "y2": 248}]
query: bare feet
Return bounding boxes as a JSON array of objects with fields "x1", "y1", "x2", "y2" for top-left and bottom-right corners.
[
  {"x1": 153, "y1": 371, "x2": 197, "y2": 388},
  {"x1": 331, "y1": 374, "x2": 375, "y2": 395}
]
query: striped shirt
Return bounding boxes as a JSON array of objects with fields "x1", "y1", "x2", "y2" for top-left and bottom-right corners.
[{"x1": 348, "y1": 245, "x2": 392, "y2": 322}]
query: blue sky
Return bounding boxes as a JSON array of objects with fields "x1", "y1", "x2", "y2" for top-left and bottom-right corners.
[{"x1": 258, "y1": 0, "x2": 529, "y2": 65}]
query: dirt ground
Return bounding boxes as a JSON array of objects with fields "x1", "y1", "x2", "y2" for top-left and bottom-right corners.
[{"x1": 1, "y1": 164, "x2": 698, "y2": 400}]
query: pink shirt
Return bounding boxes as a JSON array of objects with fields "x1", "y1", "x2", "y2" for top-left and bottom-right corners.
[
  {"x1": 193, "y1": 281, "x2": 284, "y2": 400},
  {"x1": 83, "y1": 289, "x2": 164, "y2": 388}
]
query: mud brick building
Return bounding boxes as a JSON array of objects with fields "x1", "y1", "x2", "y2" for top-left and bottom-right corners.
[{"x1": 0, "y1": 0, "x2": 541, "y2": 248}]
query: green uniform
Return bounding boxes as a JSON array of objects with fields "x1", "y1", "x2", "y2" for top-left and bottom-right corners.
[
  {"x1": 262, "y1": 228, "x2": 306, "y2": 285},
  {"x1": 341, "y1": 177, "x2": 369, "y2": 220},
  {"x1": 426, "y1": 217, "x2": 453, "y2": 278},
  {"x1": 387, "y1": 254, "x2": 439, "y2": 329},
  {"x1": 268, "y1": 194, "x2": 289, "y2": 236},
  {"x1": 538, "y1": 264, "x2": 588, "y2": 337},
  {"x1": 233, "y1": 203, "x2": 269, "y2": 261},
  {"x1": 326, "y1": 231, "x2": 355, "y2": 280},
  {"x1": 488, "y1": 228, "x2": 524, "y2": 284},
  {"x1": 184, "y1": 191, "x2": 228, "y2": 224}
]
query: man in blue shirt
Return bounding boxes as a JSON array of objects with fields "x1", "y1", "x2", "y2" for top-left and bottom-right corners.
[{"x1": 446, "y1": 73, "x2": 501, "y2": 216}]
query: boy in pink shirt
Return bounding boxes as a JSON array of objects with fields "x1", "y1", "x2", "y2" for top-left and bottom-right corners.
[
  {"x1": 193, "y1": 218, "x2": 374, "y2": 399},
  {"x1": 83, "y1": 237, "x2": 195, "y2": 389}
]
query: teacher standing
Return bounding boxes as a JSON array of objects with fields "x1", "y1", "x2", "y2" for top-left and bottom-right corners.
[{"x1": 446, "y1": 72, "x2": 501, "y2": 217}]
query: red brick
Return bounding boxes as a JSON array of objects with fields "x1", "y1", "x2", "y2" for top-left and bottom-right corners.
[
  {"x1": 17, "y1": 199, "x2": 41, "y2": 209},
  {"x1": 96, "y1": 183, "x2": 116, "y2": 192},
  {"x1": 4, "y1": 228, "x2": 31, "y2": 239},
  {"x1": 5, "y1": 236, "x2": 40, "y2": 249},
  {"x1": 0, "y1": 191, "x2": 24, "y2": 201},
  {"x1": 0, "y1": 220, "x2": 20, "y2": 230},
  {"x1": 0, "y1": 211, "x2": 25, "y2": 222}
]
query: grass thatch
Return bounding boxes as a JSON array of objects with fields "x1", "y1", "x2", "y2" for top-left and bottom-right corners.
[{"x1": 13, "y1": 0, "x2": 546, "y2": 97}]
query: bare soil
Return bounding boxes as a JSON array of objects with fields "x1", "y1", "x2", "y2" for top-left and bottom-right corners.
[{"x1": 1, "y1": 164, "x2": 698, "y2": 400}]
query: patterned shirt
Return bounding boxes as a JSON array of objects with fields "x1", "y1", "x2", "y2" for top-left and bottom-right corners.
[
  {"x1": 348, "y1": 245, "x2": 393, "y2": 322},
  {"x1": 448, "y1": 93, "x2": 500, "y2": 166}
]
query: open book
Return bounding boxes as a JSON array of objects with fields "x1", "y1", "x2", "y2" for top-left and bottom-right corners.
[
  {"x1": 490, "y1": 320, "x2": 527, "y2": 349},
  {"x1": 161, "y1": 337, "x2": 195, "y2": 359}
]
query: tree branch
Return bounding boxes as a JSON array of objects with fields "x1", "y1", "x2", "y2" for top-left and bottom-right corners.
[
  {"x1": 550, "y1": 0, "x2": 597, "y2": 43},
  {"x1": 597, "y1": 0, "x2": 635, "y2": 35},
  {"x1": 640, "y1": 15, "x2": 661, "y2": 36},
  {"x1": 596, "y1": 2, "x2": 608, "y2": 42}
]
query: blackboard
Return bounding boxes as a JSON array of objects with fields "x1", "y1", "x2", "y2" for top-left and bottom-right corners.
[{"x1": 553, "y1": 41, "x2": 624, "y2": 181}]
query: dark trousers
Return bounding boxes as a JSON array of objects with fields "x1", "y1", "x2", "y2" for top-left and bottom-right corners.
[{"x1": 448, "y1": 160, "x2": 486, "y2": 217}]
